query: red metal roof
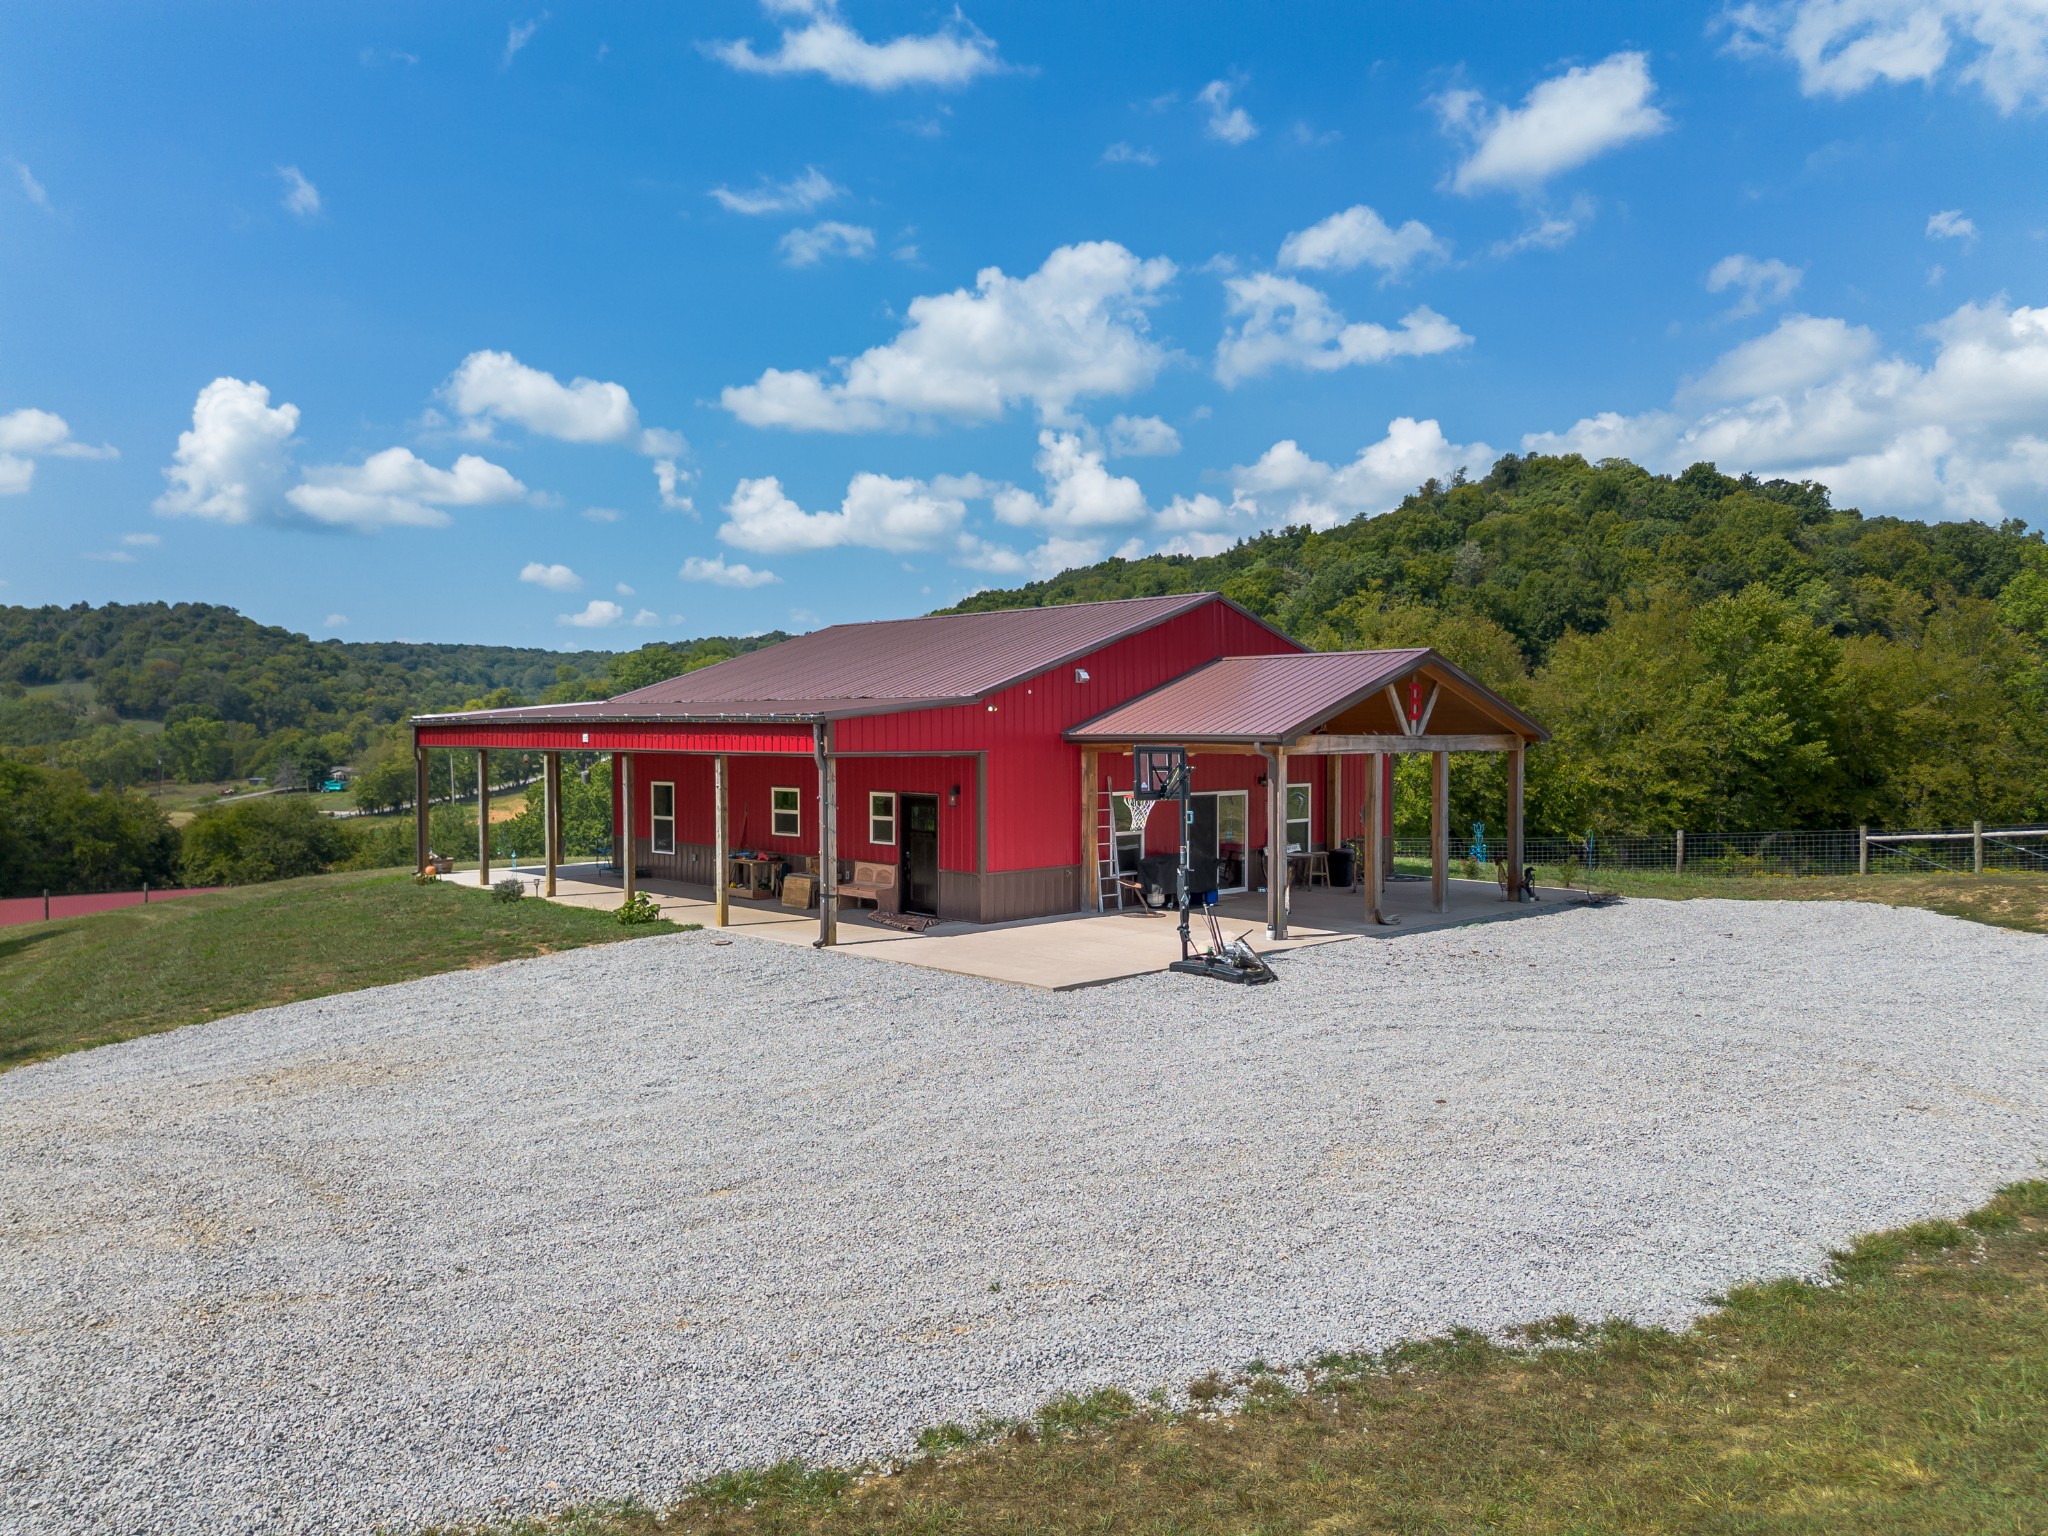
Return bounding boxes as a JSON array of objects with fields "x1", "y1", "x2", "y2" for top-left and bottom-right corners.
[
  {"x1": 1065, "y1": 649, "x2": 1547, "y2": 744},
  {"x1": 414, "y1": 592, "x2": 1284, "y2": 727}
]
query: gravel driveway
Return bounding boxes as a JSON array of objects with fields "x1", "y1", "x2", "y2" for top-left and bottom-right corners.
[{"x1": 3, "y1": 897, "x2": 2045, "y2": 1535}]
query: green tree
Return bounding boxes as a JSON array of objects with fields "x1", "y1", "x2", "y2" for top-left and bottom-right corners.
[
  {"x1": 0, "y1": 760, "x2": 180, "y2": 897},
  {"x1": 178, "y1": 797, "x2": 353, "y2": 885}
]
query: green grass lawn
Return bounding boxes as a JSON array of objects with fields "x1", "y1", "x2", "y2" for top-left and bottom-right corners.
[
  {"x1": 1393, "y1": 858, "x2": 2048, "y2": 939},
  {"x1": 1557, "y1": 868, "x2": 2048, "y2": 938},
  {"x1": 437, "y1": 1183, "x2": 2048, "y2": 1536},
  {"x1": 0, "y1": 869, "x2": 685, "y2": 1073}
]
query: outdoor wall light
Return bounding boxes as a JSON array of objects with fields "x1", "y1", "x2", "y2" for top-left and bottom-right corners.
[
  {"x1": 948, "y1": 785, "x2": 961, "y2": 807},
  {"x1": 1074, "y1": 667, "x2": 1090, "y2": 682}
]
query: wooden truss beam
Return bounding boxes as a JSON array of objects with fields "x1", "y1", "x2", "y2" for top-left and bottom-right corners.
[{"x1": 1288, "y1": 732, "x2": 1522, "y2": 754}]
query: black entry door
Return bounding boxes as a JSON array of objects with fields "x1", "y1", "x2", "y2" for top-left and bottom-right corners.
[{"x1": 899, "y1": 794, "x2": 940, "y2": 914}]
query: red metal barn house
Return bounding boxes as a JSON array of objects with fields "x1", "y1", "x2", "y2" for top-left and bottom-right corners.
[{"x1": 411, "y1": 593, "x2": 1546, "y2": 943}]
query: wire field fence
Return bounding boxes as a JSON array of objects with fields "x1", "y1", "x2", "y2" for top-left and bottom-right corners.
[{"x1": 1391, "y1": 824, "x2": 2048, "y2": 880}]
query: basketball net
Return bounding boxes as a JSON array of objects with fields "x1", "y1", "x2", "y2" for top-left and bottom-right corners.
[{"x1": 1125, "y1": 793, "x2": 1158, "y2": 838}]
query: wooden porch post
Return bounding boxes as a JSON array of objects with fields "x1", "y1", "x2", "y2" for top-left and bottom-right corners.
[
  {"x1": 1078, "y1": 747, "x2": 1099, "y2": 913},
  {"x1": 620, "y1": 752, "x2": 635, "y2": 905},
  {"x1": 1265, "y1": 746, "x2": 1289, "y2": 940},
  {"x1": 477, "y1": 749, "x2": 491, "y2": 886},
  {"x1": 1506, "y1": 744, "x2": 1525, "y2": 901},
  {"x1": 713, "y1": 753, "x2": 730, "y2": 928},
  {"x1": 1362, "y1": 750, "x2": 1383, "y2": 923},
  {"x1": 413, "y1": 740, "x2": 429, "y2": 875},
  {"x1": 1325, "y1": 754, "x2": 1341, "y2": 858},
  {"x1": 814, "y1": 723, "x2": 838, "y2": 947},
  {"x1": 543, "y1": 751, "x2": 559, "y2": 897},
  {"x1": 1430, "y1": 749, "x2": 1449, "y2": 914},
  {"x1": 1382, "y1": 754, "x2": 1396, "y2": 882}
]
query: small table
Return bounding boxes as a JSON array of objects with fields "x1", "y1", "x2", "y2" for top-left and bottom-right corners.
[{"x1": 727, "y1": 855, "x2": 780, "y2": 900}]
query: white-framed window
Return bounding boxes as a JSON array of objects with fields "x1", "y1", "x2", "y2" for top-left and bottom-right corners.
[
  {"x1": 869, "y1": 790, "x2": 897, "y2": 845},
  {"x1": 650, "y1": 782, "x2": 676, "y2": 855},
  {"x1": 1112, "y1": 793, "x2": 1143, "y2": 870},
  {"x1": 1286, "y1": 783, "x2": 1313, "y2": 853},
  {"x1": 771, "y1": 786, "x2": 801, "y2": 839}
]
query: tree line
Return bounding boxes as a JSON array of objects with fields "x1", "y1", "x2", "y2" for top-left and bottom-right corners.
[
  {"x1": 0, "y1": 601, "x2": 784, "y2": 794},
  {"x1": 948, "y1": 454, "x2": 2048, "y2": 838}
]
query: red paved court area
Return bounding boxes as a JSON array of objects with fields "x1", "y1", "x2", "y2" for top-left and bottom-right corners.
[{"x1": 0, "y1": 888, "x2": 221, "y2": 928}]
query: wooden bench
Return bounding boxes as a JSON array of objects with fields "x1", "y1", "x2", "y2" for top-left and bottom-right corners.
[{"x1": 837, "y1": 858, "x2": 900, "y2": 914}]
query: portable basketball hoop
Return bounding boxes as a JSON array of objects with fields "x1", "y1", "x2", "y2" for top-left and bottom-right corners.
[{"x1": 1126, "y1": 747, "x2": 1278, "y2": 985}]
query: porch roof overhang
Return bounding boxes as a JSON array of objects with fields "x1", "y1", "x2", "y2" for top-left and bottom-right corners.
[
  {"x1": 1064, "y1": 648, "x2": 1549, "y2": 750},
  {"x1": 410, "y1": 697, "x2": 926, "y2": 730}
]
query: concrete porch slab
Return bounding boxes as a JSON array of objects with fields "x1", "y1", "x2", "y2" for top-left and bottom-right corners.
[{"x1": 450, "y1": 863, "x2": 1574, "y2": 990}]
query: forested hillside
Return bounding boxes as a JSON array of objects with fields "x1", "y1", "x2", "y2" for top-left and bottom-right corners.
[
  {"x1": 949, "y1": 454, "x2": 2048, "y2": 835},
  {"x1": 0, "y1": 602, "x2": 784, "y2": 790}
]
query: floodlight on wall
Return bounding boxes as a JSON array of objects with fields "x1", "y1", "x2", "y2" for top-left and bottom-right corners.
[
  {"x1": 948, "y1": 784, "x2": 961, "y2": 807},
  {"x1": 1074, "y1": 667, "x2": 1090, "y2": 682}
]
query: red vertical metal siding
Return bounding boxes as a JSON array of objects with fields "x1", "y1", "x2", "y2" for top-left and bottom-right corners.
[
  {"x1": 616, "y1": 749, "x2": 979, "y2": 871},
  {"x1": 836, "y1": 599, "x2": 1299, "y2": 871},
  {"x1": 466, "y1": 596, "x2": 1301, "y2": 880}
]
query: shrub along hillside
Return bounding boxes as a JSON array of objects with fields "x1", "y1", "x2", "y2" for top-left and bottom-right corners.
[{"x1": 947, "y1": 455, "x2": 2048, "y2": 836}]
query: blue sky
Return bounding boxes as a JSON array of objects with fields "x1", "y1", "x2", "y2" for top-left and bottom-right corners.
[{"x1": 3, "y1": 1, "x2": 2045, "y2": 649}]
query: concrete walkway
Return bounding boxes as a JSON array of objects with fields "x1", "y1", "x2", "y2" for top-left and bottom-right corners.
[{"x1": 463, "y1": 863, "x2": 1571, "y2": 989}]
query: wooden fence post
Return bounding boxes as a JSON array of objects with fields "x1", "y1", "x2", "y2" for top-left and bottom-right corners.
[
  {"x1": 1973, "y1": 820, "x2": 1984, "y2": 875},
  {"x1": 1858, "y1": 824, "x2": 1868, "y2": 876},
  {"x1": 1674, "y1": 829, "x2": 1685, "y2": 876}
]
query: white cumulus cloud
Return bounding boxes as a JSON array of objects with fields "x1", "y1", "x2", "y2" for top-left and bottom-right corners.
[
  {"x1": 721, "y1": 241, "x2": 1176, "y2": 431},
  {"x1": 443, "y1": 350, "x2": 645, "y2": 444},
  {"x1": 441, "y1": 350, "x2": 687, "y2": 508},
  {"x1": 13, "y1": 160, "x2": 50, "y2": 211},
  {"x1": 1215, "y1": 274, "x2": 1472, "y2": 384},
  {"x1": 1106, "y1": 414, "x2": 1181, "y2": 457},
  {"x1": 1209, "y1": 418, "x2": 1495, "y2": 535},
  {"x1": 718, "y1": 472, "x2": 971, "y2": 553},
  {"x1": 1197, "y1": 79, "x2": 1258, "y2": 144},
  {"x1": 992, "y1": 431, "x2": 1151, "y2": 532},
  {"x1": 1707, "y1": 254, "x2": 1805, "y2": 317},
  {"x1": 706, "y1": 0, "x2": 1002, "y2": 91},
  {"x1": 0, "y1": 407, "x2": 117, "y2": 496},
  {"x1": 519, "y1": 561, "x2": 582, "y2": 592},
  {"x1": 287, "y1": 448, "x2": 527, "y2": 530},
  {"x1": 1441, "y1": 51, "x2": 1669, "y2": 193},
  {"x1": 680, "y1": 554, "x2": 781, "y2": 587},
  {"x1": 1278, "y1": 205, "x2": 1445, "y2": 279},
  {"x1": 560, "y1": 599, "x2": 626, "y2": 628},
  {"x1": 709, "y1": 166, "x2": 843, "y2": 216},
  {"x1": 1927, "y1": 207, "x2": 1979, "y2": 244},
  {"x1": 156, "y1": 379, "x2": 300, "y2": 523},
  {"x1": 1526, "y1": 299, "x2": 2048, "y2": 522},
  {"x1": 503, "y1": 14, "x2": 544, "y2": 69},
  {"x1": 155, "y1": 377, "x2": 525, "y2": 531},
  {"x1": 778, "y1": 220, "x2": 876, "y2": 266},
  {"x1": 278, "y1": 165, "x2": 321, "y2": 219},
  {"x1": 1723, "y1": 0, "x2": 2048, "y2": 113}
]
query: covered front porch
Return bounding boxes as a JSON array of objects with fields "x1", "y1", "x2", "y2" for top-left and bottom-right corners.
[
  {"x1": 468, "y1": 859, "x2": 1567, "y2": 990},
  {"x1": 1069, "y1": 648, "x2": 1551, "y2": 941}
]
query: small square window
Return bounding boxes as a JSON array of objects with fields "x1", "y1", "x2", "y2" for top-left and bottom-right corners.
[
  {"x1": 771, "y1": 786, "x2": 801, "y2": 839},
  {"x1": 869, "y1": 791, "x2": 897, "y2": 845}
]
